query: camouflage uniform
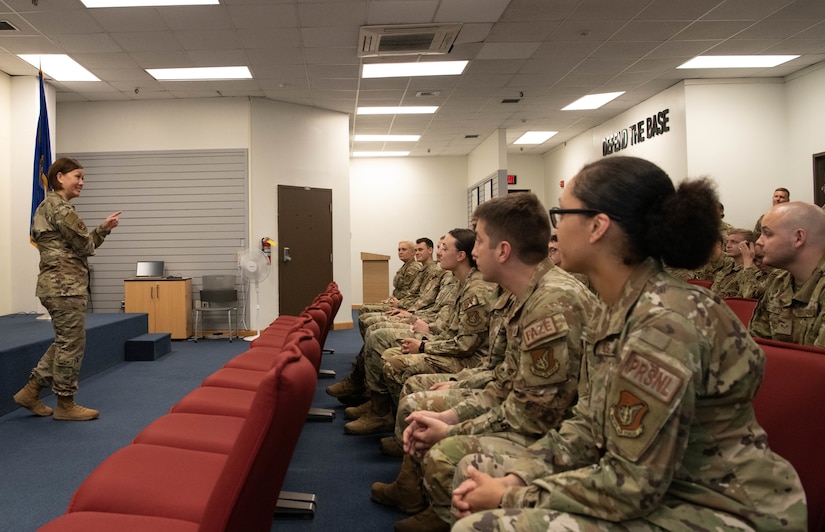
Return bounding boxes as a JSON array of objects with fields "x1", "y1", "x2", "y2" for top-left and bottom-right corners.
[
  {"x1": 735, "y1": 266, "x2": 776, "y2": 300},
  {"x1": 421, "y1": 261, "x2": 600, "y2": 523},
  {"x1": 710, "y1": 260, "x2": 742, "y2": 297},
  {"x1": 750, "y1": 251, "x2": 825, "y2": 347},
  {"x1": 392, "y1": 289, "x2": 513, "y2": 442},
  {"x1": 450, "y1": 259, "x2": 806, "y2": 531},
  {"x1": 377, "y1": 268, "x2": 496, "y2": 403},
  {"x1": 359, "y1": 263, "x2": 445, "y2": 333},
  {"x1": 358, "y1": 257, "x2": 424, "y2": 334},
  {"x1": 690, "y1": 253, "x2": 731, "y2": 281},
  {"x1": 30, "y1": 191, "x2": 111, "y2": 396}
]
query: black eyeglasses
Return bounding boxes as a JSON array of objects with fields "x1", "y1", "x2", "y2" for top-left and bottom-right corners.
[{"x1": 548, "y1": 208, "x2": 603, "y2": 228}]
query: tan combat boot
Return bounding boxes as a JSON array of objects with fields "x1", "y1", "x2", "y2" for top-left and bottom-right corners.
[
  {"x1": 325, "y1": 372, "x2": 366, "y2": 400},
  {"x1": 53, "y1": 396, "x2": 99, "y2": 421},
  {"x1": 344, "y1": 393, "x2": 394, "y2": 435},
  {"x1": 394, "y1": 506, "x2": 450, "y2": 532},
  {"x1": 371, "y1": 454, "x2": 427, "y2": 514},
  {"x1": 12, "y1": 378, "x2": 53, "y2": 416},
  {"x1": 344, "y1": 399, "x2": 373, "y2": 420},
  {"x1": 379, "y1": 435, "x2": 404, "y2": 457}
]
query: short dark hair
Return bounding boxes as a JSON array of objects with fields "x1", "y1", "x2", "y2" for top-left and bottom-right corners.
[
  {"x1": 572, "y1": 156, "x2": 718, "y2": 269},
  {"x1": 448, "y1": 228, "x2": 477, "y2": 269},
  {"x1": 775, "y1": 187, "x2": 790, "y2": 198},
  {"x1": 47, "y1": 157, "x2": 83, "y2": 191},
  {"x1": 472, "y1": 193, "x2": 550, "y2": 265},
  {"x1": 416, "y1": 237, "x2": 434, "y2": 249}
]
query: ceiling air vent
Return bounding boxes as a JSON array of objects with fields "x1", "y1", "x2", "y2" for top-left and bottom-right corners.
[{"x1": 358, "y1": 23, "x2": 462, "y2": 58}]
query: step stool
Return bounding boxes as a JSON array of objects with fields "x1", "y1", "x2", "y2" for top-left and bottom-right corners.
[{"x1": 125, "y1": 333, "x2": 172, "y2": 361}]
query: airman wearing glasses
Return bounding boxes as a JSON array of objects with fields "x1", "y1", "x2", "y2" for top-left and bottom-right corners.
[{"x1": 450, "y1": 156, "x2": 804, "y2": 531}]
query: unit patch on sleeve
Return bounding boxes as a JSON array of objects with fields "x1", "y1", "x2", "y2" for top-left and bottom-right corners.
[
  {"x1": 619, "y1": 352, "x2": 682, "y2": 404},
  {"x1": 530, "y1": 347, "x2": 559, "y2": 378},
  {"x1": 465, "y1": 309, "x2": 482, "y2": 327},
  {"x1": 609, "y1": 390, "x2": 648, "y2": 438}
]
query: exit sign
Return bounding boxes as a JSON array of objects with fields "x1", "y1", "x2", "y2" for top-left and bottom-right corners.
[{"x1": 507, "y1": 174, "x2": 517, "y2": 185}]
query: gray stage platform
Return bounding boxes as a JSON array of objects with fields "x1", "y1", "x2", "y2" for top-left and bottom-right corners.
[{"x1": 0, "y1": 312, "x2": 149, "y2": 416}]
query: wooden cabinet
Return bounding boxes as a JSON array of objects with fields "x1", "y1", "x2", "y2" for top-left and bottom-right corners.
[{"x1": 124, "y1": 278, "x2": 193, "y2": 339}]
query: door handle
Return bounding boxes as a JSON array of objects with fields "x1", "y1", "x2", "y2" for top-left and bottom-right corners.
[{"x1": 283, "y1": 247, "x2": 292, "y2": 262}]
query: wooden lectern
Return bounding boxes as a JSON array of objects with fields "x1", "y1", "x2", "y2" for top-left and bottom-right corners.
[{"x1": 361, "y1": 252, "x2": 391, "y2": 304}]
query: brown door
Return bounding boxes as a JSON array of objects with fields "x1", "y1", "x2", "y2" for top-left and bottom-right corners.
[
  {"x1": 814, "y1": 152, "x2": 825, "y2": 207},
  {"x1": 277, "y1": 185, "x2": 333, "y2": 316}
]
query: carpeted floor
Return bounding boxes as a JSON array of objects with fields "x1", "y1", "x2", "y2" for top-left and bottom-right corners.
[{"x1": 0, "y1": 312, "x2": 404, "y2": 532}]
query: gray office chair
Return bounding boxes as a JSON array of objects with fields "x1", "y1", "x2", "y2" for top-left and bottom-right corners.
[{"x1": 194, "y1": 274, "x2": 238, "y2": 342}]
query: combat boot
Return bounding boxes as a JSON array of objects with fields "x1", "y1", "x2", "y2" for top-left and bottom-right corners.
[
  {"x1": 394, "y1": 506, "x2": 450, "y2": 532},
  {"x1": 371, "y1": 454, "x2": 427, "y2": 514},
  {"x1": 344, "y1": 399, "x2": 372, "y2": 420},
  {"x1": 344, "y1": 393, "x2": 393, "y2": 435},
  {"x1": 12, "y1": 378, "x2": 53, "y2": 416},
  {"x1": 53, "y1": 396, "x2": 99, "y2": 421},
  {"x1": 379, "y1": 435, "x2": 404, "y2": 457},
  {"x1": 326, "y1": 354, "x2": 368, "y2": 402}
]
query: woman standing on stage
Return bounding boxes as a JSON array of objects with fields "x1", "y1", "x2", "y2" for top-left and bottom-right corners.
[{"x1": 13, "y1": 157, "x2": 121, "y2": 421}]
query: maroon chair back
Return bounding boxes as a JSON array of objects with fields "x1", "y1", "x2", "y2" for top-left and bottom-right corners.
[
  {"x1": 686, "y1": 279, "x2": 713, "y2": 289},
  {"x1": 753, "y1": 337, "x2": 825, "y2": 531},
  {"x1": 200, "y1": 345, "x2": 316, "y2": 532},
  {"x1": 721, "y1": 297, "x2": 758, "y2": 326},
  {"x1": 327, "y1": 290, "x2": 343, "y2": 323}
]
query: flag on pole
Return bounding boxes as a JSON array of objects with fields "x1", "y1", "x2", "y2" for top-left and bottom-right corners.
[{"x1": 30, "y1": 69, "x2": 52, "y2": 246}]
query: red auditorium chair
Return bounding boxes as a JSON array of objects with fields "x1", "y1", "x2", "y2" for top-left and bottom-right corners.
[
  {"x1": 753, "y1": 337, "x2": 825, "y2": 531},
  {"x1": 721, "y1": 297, "x2": 758, "y2": 326},
  {"x1": 686, "y1": 279, "x2": 713, "y2": 289},
  {"x1": 38, "y1": 344, "x2": 316, "y2": 532},
  {"x1": 135, "y1": 331, "x2": 320, "y2": 453}
]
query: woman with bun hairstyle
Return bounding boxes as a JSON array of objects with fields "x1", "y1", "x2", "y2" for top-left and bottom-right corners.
[{"x1": 449, "y1": 156, "x2": 806, "y2": 530}]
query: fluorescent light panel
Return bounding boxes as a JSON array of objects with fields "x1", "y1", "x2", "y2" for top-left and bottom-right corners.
[
  {"x1": 562, "y1": 91, "x2": 624, "y2": 111},
  {"x1": 354, "y1": 135, "x2": 420, "y2": 142},
  {"x1": 362, "y1": 61, "x2": 468, "y2": 78},
  {"x1": 514, "y1": 131, "x2": 557, "y2": 145},
  {"x1": 357, "y1": 106, "x2": 438, "y2": 115},
  {"x1": 678, "y1": 55, "x2": 799, "y2": 69},
  {"x1": 146, "y1": 66, "x2": 252, "y2": 80},
  {"x1": 352, "y1": 151, "x2": 410, "y2": 157},
  {"x1": 81, "y1": 0, "x2": 218, "y2": 7},
  {"x1": 18, "y1": 54, "x2": 99, "y2": 82}
]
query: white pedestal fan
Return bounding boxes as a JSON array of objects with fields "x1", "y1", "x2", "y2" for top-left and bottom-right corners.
[{"x1": 238, "y1": 248, "x2": 271, "y2": 341}]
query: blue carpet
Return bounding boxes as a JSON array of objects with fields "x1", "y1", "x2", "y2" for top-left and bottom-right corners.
[{"x1": 0, "y1": 312, "x2": 404, "y2": 532}]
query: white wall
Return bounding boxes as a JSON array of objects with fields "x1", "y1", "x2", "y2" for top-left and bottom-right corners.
[
  {"x1": 684, "y1": 79, "x2": 787, "y2": 229},
  {"x1": 349, "y1": 156, "x2": 468, "y2": 305},
  {"x1": 468, "y1": 129, "x2": 506, "y2": 184},
  {"x1": 542, "y1": 82, "x2": 688, "y2": 210},
  {"x1": 4, "y1": 96, "x2": 353, "y2": 326},
  {"x1": 506, "y1": 154, "x2": 546, "y2": 199},
  {"x1": 0, "y1": 73, "x2": 10, "y2": 314},
  {"x1": 786, "y1": 62, "x2": 825, "y2": 202},
  {"x1": 249, "y1": 98, "x2": 351, "y2": 325}
]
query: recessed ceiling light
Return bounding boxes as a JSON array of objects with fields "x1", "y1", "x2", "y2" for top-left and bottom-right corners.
[
  {"x1": 677, "y1": 55, "x2": 799, "y2": 69},
  {"x1": 354, "y1": 135, "x2": 421, "y2": 142},
  {"x1": 562, "y1": 91, "x2": 624, "y2": 111},
  {"x1": 514, "y1": 131, "x2": 557, "y2": 145},
  {"x1": 362, "y1": 61, "x2": 468, "y2": 78},
  {"x1": 18, "y1": 54, "x2": 99, "y2": 81},
  {"x1": 352, "y1": 151, "x2": 410, "y2": 157},
  {"x1": 357, "y1": 106, "x2": 438, "y2": 115},
  {"x1": 81, "y1": 0, "x2": 218, "y2": 7},
  {"x1": 146, "y1": 66, "x2": 252, "y2": 80}
]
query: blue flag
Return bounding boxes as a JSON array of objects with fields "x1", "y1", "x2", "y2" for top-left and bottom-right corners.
[{"x1": 30, "y1": 70, "x2": 52, "y2": 245}]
